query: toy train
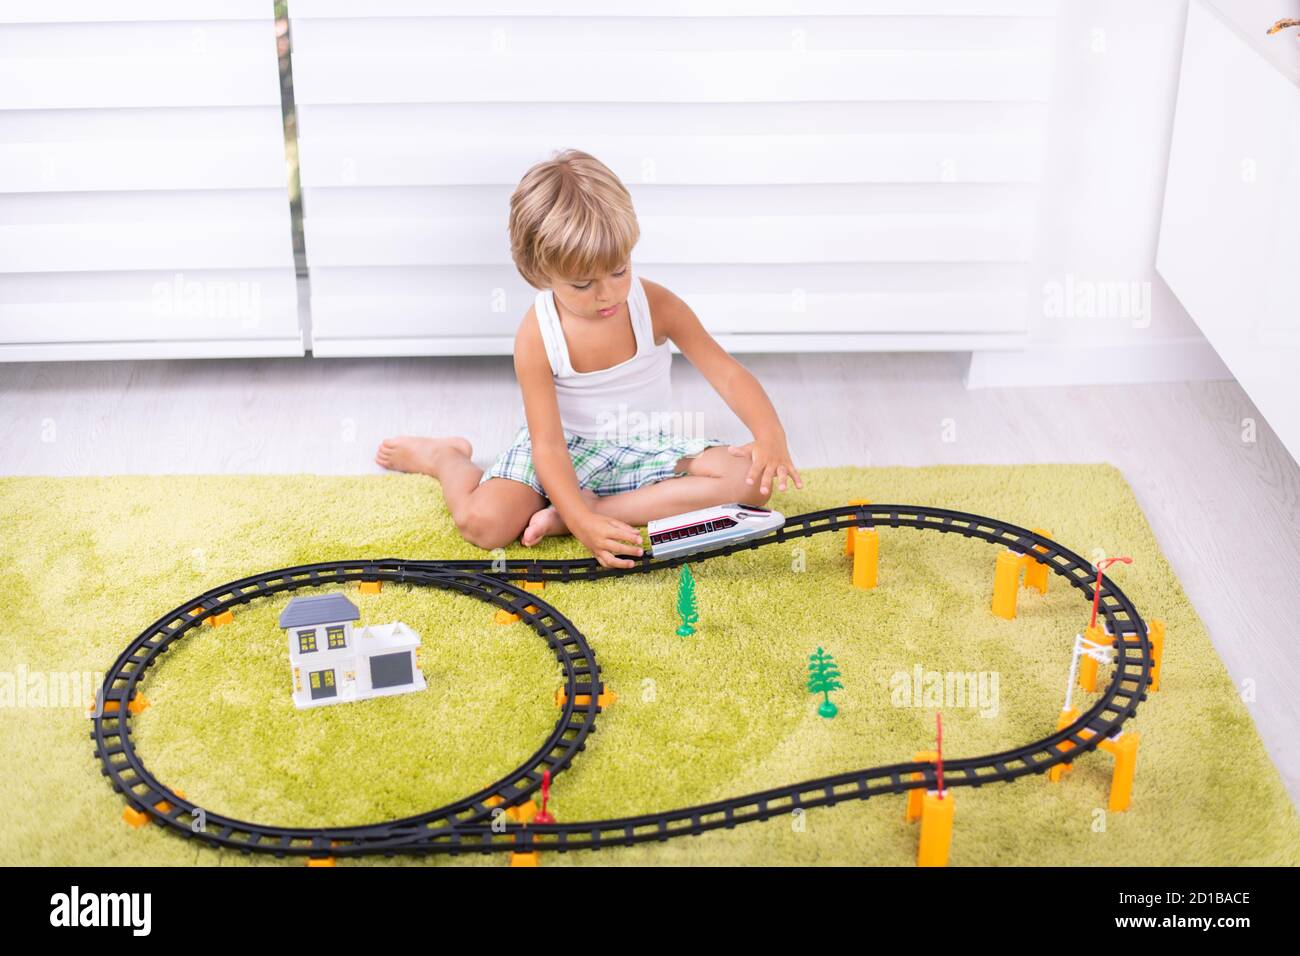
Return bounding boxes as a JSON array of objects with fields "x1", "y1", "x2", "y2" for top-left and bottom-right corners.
[{"x1": 648, "y1": 503, "x2": 785, "y2": 559}]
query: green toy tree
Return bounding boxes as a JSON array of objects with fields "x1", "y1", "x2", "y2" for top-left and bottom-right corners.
[
  {"x1": 807, "y1": 647, "x2": 842, "y2": 718},
  {"x1": 675, "y1": 564, "x2": 699, "y2": 636}
]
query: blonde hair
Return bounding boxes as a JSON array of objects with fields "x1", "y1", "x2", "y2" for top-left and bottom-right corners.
[{"x1": 508, "y1": 149, "x2": 640, "y2": 289}]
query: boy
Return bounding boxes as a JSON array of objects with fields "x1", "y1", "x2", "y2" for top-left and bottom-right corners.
[{"x1": 377, "y1": 149, "x2": 801, "y2": 568}]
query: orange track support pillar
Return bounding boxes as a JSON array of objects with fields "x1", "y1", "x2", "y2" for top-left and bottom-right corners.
[
  {"x1": 506, "y1": 801, "x2": 538, "y2": 825},
  {"x1": 153, "y1": 788, "x2": 186, "y2": 814},
  {"x1": 851, "y1": 526, "x2": 879, "y2": 590},
  {"x1": 122, "y1": 806, "x2": 149, "y2": 828},
  {"x1": 1048, "y1": 708, "x2": 1081, "y2": 783},
  {"x1": 917, "y1": 791, "x2": 954, "y2": 867},
  {"x1": 497, "y1": 581, "x2": 545, "y2": 624},
  {"x1": 844, "y1": 499, "x2": 870, "y2": 555},
  {"x1": 207, "y1": 609, "x2": 233, "y2": 627},
  {"x1": 506, "y1": 799, "x2": 542, "y2": 866},
  {"x1": 555, "y1": 686, "x2": 617, "y2": 709},
  {"x1": 306, "y1": 857, "x2": 336, "y2": 867},
  {"x1": 97, "y1": 692, "x2": 150, "y2": 716},
  {"x1": 523, "y1": 579, "x2": 544, "y2": 614},
  {"x1": 905, "y1": 750, "x2": 938, "y2": 823},
  {"x1": 1021, "y1": 528, "x2": 1052, "y2": 594},
  {"x1": 1099, "y1": 731, "x2": 1140, "y2": 812},
  {"x1": 991, "y1": 549, "x2": 1022, "y2": 620},
  {"x1": 359, "y1": 580, "x2": 382, "y2": 594},
  {"x1": 1078, "y1": 624, "x2": 1111, "y2": 693},
  {"x1": 1148, "y1": 619, "x2": 1165, "y2": 692}
]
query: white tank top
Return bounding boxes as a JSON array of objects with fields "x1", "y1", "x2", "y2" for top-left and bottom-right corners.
[{"x1": 530, "y1": 265, "x2": 673, "y2": 441}]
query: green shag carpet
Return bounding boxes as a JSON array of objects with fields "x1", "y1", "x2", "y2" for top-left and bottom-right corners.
[{"x1": 1, "y1": 465, "x2": 1297, "y2": 867}]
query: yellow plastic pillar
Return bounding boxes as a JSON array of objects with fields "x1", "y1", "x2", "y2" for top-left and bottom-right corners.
[
  {"x1": 905, "y1": 750, "x2": 938, "y2": 823},
  {"x1": 917, "y1": 791, "x2": 954, "y2": 867},
  {"x1": 1098, "y1": 731, "x2": 1139, "y2": 812},
  {"x1": 1048, "y1": 708, "x2": 1080, "y2": 783},
  {"x1": 991, "y1": 550, "x2": 1021, "y2": 620},
  {"x1": 1021, "y1": 528, "x2": 1052, "y2": 594},
  {"x1": 851, "y1": 526, "x2": 879, "y2": 590},
  {"x1": 1148, "y1": 619, "x2": 1165, "y2": 692},
  {"x1": 359, "y1": 580, "x2": 382, "y2": 594},
  {"x1": 844, "y1": 499, "x2": 870, "y2": 555},
  {"x1": 509, "y1": 851, "x2": 540, "y2": 867},
  {"x1": 1078, "y1": 624, "x2": 1111, "y2": 693}
]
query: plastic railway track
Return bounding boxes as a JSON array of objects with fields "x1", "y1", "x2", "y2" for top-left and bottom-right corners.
[{"x1": 91, "y1": 504, "x2": 1153, "y2": 859}]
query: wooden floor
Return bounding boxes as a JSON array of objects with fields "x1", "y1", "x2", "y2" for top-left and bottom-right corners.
[{"x1": 4, "y1": 352, "x2": 1299, "y2": 806}]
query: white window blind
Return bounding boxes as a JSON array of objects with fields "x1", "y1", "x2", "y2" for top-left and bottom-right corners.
[
  {"x1": 0, "y1": 1, "x2": 300, "y2": 361},
  {"x1": 291, "y1": 0, "x2": 1054, "y2": 357}
]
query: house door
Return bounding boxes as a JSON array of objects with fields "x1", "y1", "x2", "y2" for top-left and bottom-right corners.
[{"x1": 309, "y1": 669, "x2": 337, "y2": 701}]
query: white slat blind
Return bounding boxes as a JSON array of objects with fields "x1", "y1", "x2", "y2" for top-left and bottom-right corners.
[
  {"x1": 292, "y1": 0, "x2": 1054, "y2": 356},
  {"x1": 0, "y1": 1, "x2": 300, "y2": 361}
]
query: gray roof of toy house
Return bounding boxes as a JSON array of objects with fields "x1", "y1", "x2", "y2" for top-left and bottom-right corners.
[{"x1": 278, "y1": 594, "x2": 360, "y2": 629}]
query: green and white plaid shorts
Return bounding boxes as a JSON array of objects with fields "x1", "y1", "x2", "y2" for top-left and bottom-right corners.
[{"x1": 479, "y1": 425, "x2": 728, "y2": 498}]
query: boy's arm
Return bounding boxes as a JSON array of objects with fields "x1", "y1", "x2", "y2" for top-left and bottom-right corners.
[
  {"x1": 514, "y1": 311, "x2": 644, "y2": 568},
  {"x1": 647, "y1": 280, "x2": 803, "y2": 495}
]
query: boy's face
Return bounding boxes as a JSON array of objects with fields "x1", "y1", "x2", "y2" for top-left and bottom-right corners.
[{"x1": 549, "y1": 262, "x2": 632, "y2": 321}]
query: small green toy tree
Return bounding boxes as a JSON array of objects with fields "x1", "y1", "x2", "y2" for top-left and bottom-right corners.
[
  {"x1": 807, "y1": 647, "x2": 842, "y2": 718},
  {"x1": 675, "y1": 564, "x2": 699, "y2": 636}
]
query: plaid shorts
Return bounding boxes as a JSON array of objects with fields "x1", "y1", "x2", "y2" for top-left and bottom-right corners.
[{"x1": 479, "y1": 425, "x2": 728, "y2": 498}]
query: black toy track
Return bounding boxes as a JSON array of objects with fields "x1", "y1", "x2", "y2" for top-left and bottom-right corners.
[{"x1": 92, "y1": 504, "x2": 1153, "y2": 860}]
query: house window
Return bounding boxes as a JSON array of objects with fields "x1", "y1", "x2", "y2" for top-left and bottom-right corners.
[
  {"x1": 326, "y1": 625, "x2": 346, "y2": 649},
  {"x1": 297, "y1": 629, "x2": 317, "y2": 653},
  {"x1": 309, "y1": 669, "x2": 337, "y2": 700}
]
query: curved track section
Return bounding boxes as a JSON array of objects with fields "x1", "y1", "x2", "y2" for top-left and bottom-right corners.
[{"x1": 92, "y1": 504, "x2": 1153, "y2": 858}]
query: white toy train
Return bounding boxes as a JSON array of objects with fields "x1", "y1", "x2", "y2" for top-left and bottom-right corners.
[{"x1": 648, "y1": 503, "x2": 785, "y2": 559}]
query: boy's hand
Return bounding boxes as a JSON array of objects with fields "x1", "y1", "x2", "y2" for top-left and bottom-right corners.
[
  {"x1": 573, "y1": 512, "x2": 645, "y2": 570},
  {"x1": 727, "y1": 438, "x2": 804, "y2": 495}
]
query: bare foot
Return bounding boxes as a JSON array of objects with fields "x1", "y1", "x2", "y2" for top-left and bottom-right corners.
[
  {"x1": 521, "y1": 489, "x2": 599, "y2": 546},
  {"x1": 375, "y1": 436, "x2": 472, "y2": 476}
]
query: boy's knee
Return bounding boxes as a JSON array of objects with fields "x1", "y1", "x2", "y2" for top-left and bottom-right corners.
[
  {"x1": 456, "y1": 502, "x2": 520, "y2": 550},
  {"x1": 736, "y1": 480, "x2": 773, "y2": 508}
]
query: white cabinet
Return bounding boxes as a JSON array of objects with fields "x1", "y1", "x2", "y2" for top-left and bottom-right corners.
[{"x1": 1157, "y1": 0, "x2": 1300, "y2": 461}]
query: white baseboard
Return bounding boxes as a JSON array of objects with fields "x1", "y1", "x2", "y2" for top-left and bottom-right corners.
[{"x1": 964, "y1": 336, "x2": 1233, "y2": 389}]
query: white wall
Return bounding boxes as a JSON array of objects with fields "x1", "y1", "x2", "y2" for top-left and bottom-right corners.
[{"x1": 967, "y1": 0, "x2": 1233, "y2": 387}]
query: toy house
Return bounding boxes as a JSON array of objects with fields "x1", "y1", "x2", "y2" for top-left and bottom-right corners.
[{"x1": 279, "y1": 593, "x2": 426, "y2": 709}]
